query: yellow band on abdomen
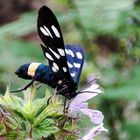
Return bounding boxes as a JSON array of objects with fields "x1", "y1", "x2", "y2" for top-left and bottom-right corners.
[{"x1": 28, "y1": 62, "x2": 41, "y2": 77}]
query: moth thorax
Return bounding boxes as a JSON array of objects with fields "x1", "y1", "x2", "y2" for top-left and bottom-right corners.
[
  {"x1": 28, "y1": 62, "x2": 41, "y2": 77},
  {"x1": 56, "y1": 80, "x2": 77, "y2": 99}
]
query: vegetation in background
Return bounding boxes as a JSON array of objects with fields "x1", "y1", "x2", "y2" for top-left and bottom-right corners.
[
  {"x1": 0, "y1": 0, "x2": 140, "y2": 140},
  {"x1": 0, "y1": 83, "x2": 106, "y2": 139}
]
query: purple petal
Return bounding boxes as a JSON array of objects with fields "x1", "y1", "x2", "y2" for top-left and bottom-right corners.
[
  {"x1": 72, "y1": 92, "x2": 99, "y2": 104},
  {"x1": 81, "y1": 83, "x2": 102, "y2": 94},
  {"x1": 81, "y1": 123, "x2": 108, "y2": 140},
  {"x1": 80, "y1": 109, "x2": 104, "y2": 124},
  {"x1": 68, "y1": 80, "x2": 104, "y2": 125},
  {"x1": 68, "y1": 102, "x2": 88, "y2": 115},
  {"x1": 86, "y1": 74, "x2": 98, "y2": 84},
  {"x1": 69, "y1": 82, "x2": 102, "y2": 110}
]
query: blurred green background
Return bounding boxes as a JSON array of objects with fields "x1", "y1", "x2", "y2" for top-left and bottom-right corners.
[{"x1": 0, "y1": 0, "x2": 140, "y2": 139}]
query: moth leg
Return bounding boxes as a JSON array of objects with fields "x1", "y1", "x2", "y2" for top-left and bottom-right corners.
[
  {"x1": 63, "y1": 97, "x2": 67, "y2": 114},
  {"x1": 47, "y1": 88, "x2": 57, "y2": 105},
  {"x1": 35, "y1": 82, "x2": 43, "y2": 90},
  {"x1": 47, "y1": 96, "x2": 52, "y2": 105},
  {"x1": 78, "y1": 77, "x2": 99, "y2": 93},
  {"x1": 11, "y1": 76, "x2": 38, "y2": 93},
  {"x1": 35, "y1": 82, "x2": 41, "y2": 85},
  {"x1": 36, "y1": 84, "x2": 43, "y2": 90}
]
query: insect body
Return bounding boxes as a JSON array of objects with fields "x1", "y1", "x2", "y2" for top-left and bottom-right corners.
[
  {"x1": 15, "y1": 62, "x2": 59, "y2": 88},
  {"x1": 14, "y1": 6, "x2": 85, "y2": 99}
]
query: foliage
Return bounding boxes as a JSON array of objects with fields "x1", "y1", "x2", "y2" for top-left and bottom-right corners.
[
  {"x1": 73, "y1": 0, "x2": 134, "y2": 36},
  {"x1": 0, "y1": 11, "x2": 36, "y2": 38},
  {"x1": 0, "y1": 85, "x2": 79, "y2": 139},
  {"x1": 0, "y1": 86, "x2": 59, "y2": 139}
]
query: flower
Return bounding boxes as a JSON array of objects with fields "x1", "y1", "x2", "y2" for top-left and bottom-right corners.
[
  {"x1": 68, "y1": 80, "x2": 103, "y2": 124},
  {"x1": 81, "y1": 123, "x2": 108, "y2": 140},
  {"x1": 68, "y1": 78, "x2": 107, "y2": 139}
]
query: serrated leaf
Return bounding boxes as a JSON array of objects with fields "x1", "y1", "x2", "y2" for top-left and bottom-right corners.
[
  {"x1": 33, "y1": 119, "x2": 59, "y2": 139},
  {"x1": 7, "y1": 131, "x2": 17, "y2": 140},
  {"x1": 0, "y1": 124, "x2": 5, "y2": 135}
]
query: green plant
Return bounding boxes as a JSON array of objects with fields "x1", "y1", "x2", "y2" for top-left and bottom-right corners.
[
  {"x1": 0, "y1": 81, "x2": 107, "y2": 140},
  {"x1": 0, "y1": 85, "x2": 71, "y2": 139}
]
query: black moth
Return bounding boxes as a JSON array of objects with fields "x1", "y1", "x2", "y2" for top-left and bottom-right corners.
[{"x1": 13, "y1": 6, "x2": 85, "y2": 99}]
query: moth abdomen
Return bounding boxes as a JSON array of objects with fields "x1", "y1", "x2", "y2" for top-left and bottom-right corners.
[
  {"x1": 16, "y1": 62, "x2": 41, "y2": 78},
  {"x1": 15, "y1": 62, "x2": 59, "y2": 88}
]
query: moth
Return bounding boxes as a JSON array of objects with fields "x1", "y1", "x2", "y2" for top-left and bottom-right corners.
[{"x1": 13, "y1": 6, "x2": 85, "y2": 99}]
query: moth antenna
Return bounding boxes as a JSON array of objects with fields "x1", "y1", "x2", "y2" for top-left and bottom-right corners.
[
  {"x1": 78, "y1": 91, "x2": 101, "y2": 94},
  {"x1": 56, "y1": 86, "x2": 67, "y2": 94},
  {"x1": 78, "y1": 77, "x2": 100, "y2": 93}
]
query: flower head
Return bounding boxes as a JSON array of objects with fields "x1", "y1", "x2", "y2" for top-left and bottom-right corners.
[
  {"x1": 68, "y1": 78, "x2": 107, "y2": 139},
  {"x1": 68, "y1": 79, "x2": 103, "y2": 124}
]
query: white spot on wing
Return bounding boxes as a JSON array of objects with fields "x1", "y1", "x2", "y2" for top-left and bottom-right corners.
[
  {"x1": 67, "y1": 61, "x2": 73, "y2": 68},
  {"x1": 51, "y1": 25, "x2": 60, "y2": 38},
  {"x1": 44, "y1": 26, "x2": 53, "y2": 38},
  {"x1": 58, "y1": 48, "x2": 65, "y2": 56},
  {"x1": 53, "y1": 62, "x2": 59, "y2": 70},
  {"x1": 71, "y1": 73, "x2": 75, "y2": 77},
  {"x1": 63, "y1": 67, "x2": 67, "y2": 72},
  {"x1": 45, "y1": 52, "x2": 54, "y2": 61},
  {"x1": 76, "y1": 52, "x2": 83, "y2": 59},
  {"x1": 52, "y1": 66, "x2": 57, "y2": 72},
  {"x1": 74, "y1": 62, "x2": 80, "y2": 68},
  {"x1": 65, "y1": 49, "x2": 70, "y2": 55},
  {"x1": 49, "y1": 48, "x2": 60, "y2": 59},
  {"x1": 40, "y1": 27, "x2": 49, "y2": 36},
  {"x1": 68, "y1": 49, "x2": 74, "y2": 57}
]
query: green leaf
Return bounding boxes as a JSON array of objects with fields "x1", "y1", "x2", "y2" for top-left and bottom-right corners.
[
  {"x1": 0, "y1": 86, "x2": 64, "y2": 139},
  {"x1": 7, "y1": 131, "x2": 17, "y2": 140},
  {"x1": 5, "y1": 115, "x2": 18, "y2": 130},
  {"x1": 102, "y1": 65, "x2": 140, "y2": 100},
  {"x1": 33, "y1": 119, "x2": 59, "y2": 139},
  {"x1": 0, "y1": 124, "x2": 5, "y2": 135},
  {"x1": 0, "y1": 11, "x2": 36, "y2": 38},
  {"x1": 123, "y1": 122, "x2": 140, "y2": 138},
  {"x1": 73, "y1": 0, "x2": 134, "y2": 36},
  {"x1": 0, "y1": 86, "x2": 23, "y2": 113}
]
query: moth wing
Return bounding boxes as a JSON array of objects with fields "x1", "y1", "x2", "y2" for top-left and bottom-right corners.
[
  {"x1": 37, "y1": 6, "x2": 72, "y2": 82},
  {"x1": 65, "y1": 44, "x2": 85, "y2": 84}
]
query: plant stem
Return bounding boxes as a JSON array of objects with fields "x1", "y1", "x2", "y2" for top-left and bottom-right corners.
[{"x1": 29, "y1": 127, "x2": 32, "y2": 139}]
